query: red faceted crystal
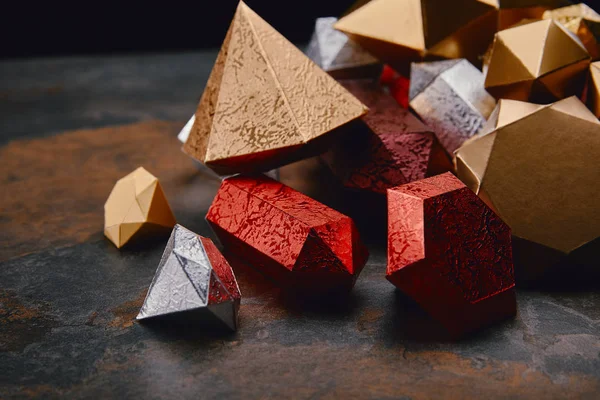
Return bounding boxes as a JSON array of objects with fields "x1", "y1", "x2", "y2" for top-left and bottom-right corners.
[
  {"x1": 323, "y1": 79, "x2": 451, "y2": 195},
  {"x1": 206, "y1": 175, "x2": 369, "y2": 293},
  {"x1": 387, "y1": 173, "x2": 516, "y2": 338},
  {"x1": 380, "y1": 65, "x2": 410, "y2": 109}
]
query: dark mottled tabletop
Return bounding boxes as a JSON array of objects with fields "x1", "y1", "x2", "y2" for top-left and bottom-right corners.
[{"x1": 1, "y1": 51, "x2": 599, "y2": 399}]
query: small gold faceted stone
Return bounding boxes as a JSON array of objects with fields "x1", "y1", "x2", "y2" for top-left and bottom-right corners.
[
  {"x1": 484, "y1": 19, "x2": 591, "y2": 103},
  {"x1": 587, "y1": 61, "x2": 600, "y2": 117},
  {"x1": 455, "y1": 96, "x2": 600, "y2": 280},
  {"x1": 104, "y1": 167, "x2": 176, "y2": 249},
  {"x1": 182, "y1": 1, "x2": 368, "y2": 175},
  {"x1": 543, "y1": 3, "x2": 600, "y2": 59},
  {"x1": 334, "y1": 0, "x2": 499, "y2": 71}
]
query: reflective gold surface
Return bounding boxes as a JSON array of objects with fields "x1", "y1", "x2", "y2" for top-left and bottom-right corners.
[
  {"x1": 485, "y1": 19, "x2": 591, "y2": 102},
  {"x1": 455, "y1": 97, "x2": 600, "y2": 272},
  {"x1": 183, "y1": 1, "x2": 368, "y2": 174},
  {"x1": 334, "y1": 0, "x2": 498, "y2": 72},
  {"x1": 543, "y1": 3, "x2": 600, "y2": 59}
]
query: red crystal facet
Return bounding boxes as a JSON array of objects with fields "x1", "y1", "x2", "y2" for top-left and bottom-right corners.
[
  {"x1": 207, "y1": 175, "x2": 369, "y2": 293},
  {"x1": 387, "y1": 172, "x2": 516, "y2": 337},
  {"x1": 380, "y1": 65, "x2": 410, "y2": 109},
  {"x1": 323, "y1": 79, "x2": 451, "y2": 194}
]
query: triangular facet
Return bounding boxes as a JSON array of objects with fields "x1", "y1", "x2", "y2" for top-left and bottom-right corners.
[
  {"x1": 207, "y1": 301, "x2": 238, "y2": 331},
  {"x1": 537, "y1": 59, "x2": 589, "y2": 100},
  {"x1": 203, "y1": 4, "x2": 305, "y2": 164},
  {"x1": 485, "y1": 36, "x2": 535, "y2": 89},
  {"x1": 119, "y1": 222, "x2": 144, "y2": 247},
  {"x1": 131, "y1": 167, "x2": 156, "y2": 197},
  {"x1": 123, "y1": 200, "x2": 146, "y2": 224},
  {"x1": 539, "y1": 21, "x2": 589, "y2": 76},
  {"x1": 410, "y1": 59, "x2": 461, "y2": 100},
  {"x1": 145, "y1": 183, "x2": 176, "y2": 228},
  {"x1": 104, "y1": 178, "x2": 136, "y2": 228},
  {"x1": 104, "y1": 225, "x2": 120, "y2": 247},
  {"x1": 137, "y1": 252, "x2": 205, "y2": 320},
  {"x1": 496, "y1": 21, "x2": 551, "y2": 77},
  {"x1": 335, "y1": 0, "x2": 426, "y2": 51},
  {"x1": 294, "y1": 229, "x2": 348, "y2": 274},
  {"x1": 242, "y1": 3, "x2": 367, "y2": 142},
  {"x1": 137, "y1": 181, "x2": 157, "y2": 217}
]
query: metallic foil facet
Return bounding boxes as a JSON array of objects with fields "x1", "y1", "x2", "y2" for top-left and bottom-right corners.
[
  {"x1": 335, "y1": 0, "x2": 499, "y2": 72},
  {"x1": 323, "y1": 79, "x2": 452, "y2": 194},
  {"x1": 207, "y1": 175, "x2": 369, "y2": 293},
  {"x1": 455, "y1": 96, "x2": 600, "y2": 280},
  {"x1": 587, "y1": 61, "x2": 600, "y2": 117},
  {"x1": 137, "y1": 225, "x2": 241, "y2": 331},
  {"x1": 409, "y1": 59, "x2": 496, "y2": 155},
  {"x1": 104, "y1": 167, "x2": 176, "y2": 248},
  {"x1": 543, "y1": 3, "x2": 600, "y2": 59},
  {"x1": 306, "y1": 17, "x2": 381, "y2": 79},
  {"x1": 485, "y1": 19, "x2": 591, "y2": 103},
  {"x1": 182, "y1": 1, "x2": 368, "y2": 175},
  {"x1": 387, "y1": 172, "x2": 516, "y2": 338}
]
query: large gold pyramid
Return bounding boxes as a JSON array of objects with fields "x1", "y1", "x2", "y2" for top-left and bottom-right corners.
[
  {"x1": 334, "y1": 0, "x2": 499, "y2": 71},
  {"x1": 104, "y1": 167, "x2": 176, "y2": 249},
  {"x1": 485, "y1": 19, "x2": 591, "y2": 102},
  {"x1": 182, "y1": 1, "x2": 368, "y2": 174}
]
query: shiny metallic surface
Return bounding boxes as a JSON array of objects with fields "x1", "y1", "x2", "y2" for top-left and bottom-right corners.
[
  {"x1": 485, "y1": 19, "x2": 591, "y2": 102},
  {"x1": 323, "y1": 79, "x2": 451, "y2": 194},
  {"x1": 387, "y1": 173, "x2": 515, "y2": 338},
  {"x1": 543, "y1": 3, "x2": 600, "y2": 59},
  {"x1": 306, "y1": 17, "x2": 380, "y2": 78},
  {"x1": 409, "y1": 59, "x2": 496, "y2": 155},
  {"x1": 455, "y1": 96, "x2": 600, "y2": 282},
  {"x1": 137, "y1": 224, "x2": 241, "y2": 331},
  {"x1": 183, "y1": 2, "x2": 367, "y2": 175},
  {"x1": 207, "y1": 174, "x2": 369, "y2": 294}
]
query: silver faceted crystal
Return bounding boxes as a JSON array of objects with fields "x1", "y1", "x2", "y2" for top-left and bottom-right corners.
[{"x1": 137, "y1": 224, "x2": 241, "y2": 331}]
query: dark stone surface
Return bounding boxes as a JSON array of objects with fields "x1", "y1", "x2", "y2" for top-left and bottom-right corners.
[{"x1": 1, "y1": 53, "x2": 599, "y2": 399}]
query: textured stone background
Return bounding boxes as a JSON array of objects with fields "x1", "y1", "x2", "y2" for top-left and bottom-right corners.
[{"x1": 0, "y1": 52, "x2": 599, "y2": 399}]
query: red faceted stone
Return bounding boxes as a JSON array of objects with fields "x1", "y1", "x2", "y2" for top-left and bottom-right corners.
[
  {"x1": 206, "y1": 175, "x2": 369, "y2": 293},
  {"x1": 323, "y1": 79, "x2": 452, "y2": 195},
  {"x1": 380, "y1": 65, "x2": 410, "y2": 109},
  {"x1": 387, "y1": 172, "x2": 516, "y2": 338}
]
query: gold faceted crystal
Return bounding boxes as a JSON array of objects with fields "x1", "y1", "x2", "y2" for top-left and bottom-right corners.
[
  {"x1": 182, "y1": 1, "x2": 368, "y2": 175},
  {"x1": 485, "y1": 19, "x2": 591, "y2": 103},
  {"x1": 543, "y1": 3, "x2": 600, "y2": 59},
  {"x1": 455, "y1": 97, "x2": 600, "y2": 278},
  {"x1": 104, "y1": 167, "x2": 176, "y2": 249},
  {"x1": 334, "y1": 0, "x2": 499, "y2": 71},
  {"x1": 587, "y1": 61, "x2": 600, "y2": 117}
]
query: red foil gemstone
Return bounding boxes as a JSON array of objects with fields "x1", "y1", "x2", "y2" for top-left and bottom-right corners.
[
  {"x1": 380, "y1": 65, "x2": 410, "y2": 108},
  {"x1": 323, "y1": 79, "x2": 452, "y2": 195},
  {"x1": 387, "y1": 172, "x2": 516, "y2": 338},
  {"x1": 207, "y1": 175, "x2": 369, "y2": 293}
]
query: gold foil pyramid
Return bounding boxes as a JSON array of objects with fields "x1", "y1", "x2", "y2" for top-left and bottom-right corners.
[
  {"x1": 182, "y1": 1, "x2": 368, "y2": 175},
  {"x1": 104, "y1": 167, "x2": 176, "y2": 249},
  {"x1": 455, "y1": 97, "x2": 600, "y2": 279},
  {"x1": 543, "y1": 3, "x2": 600, "y2": 59},
  {"x1": 485, "y1": 19, "x2": 591, "y2": 103},
  {"x1": 587, "y1": 61, "x2": 600, "y2": 117},
  {"x1": 334, "y1": 0, "x2": 499, "y2": 71}
]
